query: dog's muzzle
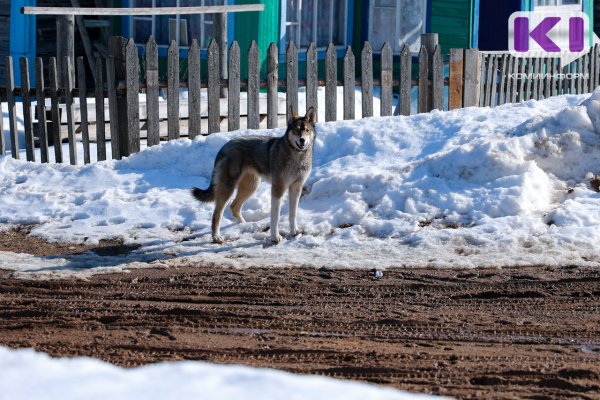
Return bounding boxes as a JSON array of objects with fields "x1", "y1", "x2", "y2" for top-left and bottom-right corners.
[{"x1": 295, "y1": 138, "x2": 308, "y2": 151}]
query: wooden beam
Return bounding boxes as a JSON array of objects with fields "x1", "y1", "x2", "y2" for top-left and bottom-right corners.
[{"x1": 22, "y1": 5, "x2": 264, "y2": 15}]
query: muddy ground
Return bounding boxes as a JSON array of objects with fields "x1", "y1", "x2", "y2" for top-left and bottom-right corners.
[{"x1": 0, "y1": 228, "x2": 600, "y2": 399}]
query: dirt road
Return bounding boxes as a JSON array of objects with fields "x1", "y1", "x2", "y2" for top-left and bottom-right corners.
[{"x1": 1, "y1": 261, "x2": 599, "y2": 399}]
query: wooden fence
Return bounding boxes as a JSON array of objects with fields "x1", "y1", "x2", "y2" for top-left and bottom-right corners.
[{"x1": 1, "y1": 38, "x2": 600, "y2": 165}]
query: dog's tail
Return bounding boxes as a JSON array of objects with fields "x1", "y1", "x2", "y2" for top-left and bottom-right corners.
[{"x1": 191, "y1": 185, "x2": 214, "y2": 203}]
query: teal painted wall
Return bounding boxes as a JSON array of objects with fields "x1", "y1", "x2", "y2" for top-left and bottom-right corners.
[{"x1": 430, "y1": 0, "x2": 473, "y2": 53}]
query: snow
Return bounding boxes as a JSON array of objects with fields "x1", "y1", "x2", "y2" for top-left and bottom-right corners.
[
  {"x1": 2, "y1": 90, "x2": 600, "y2": 276},
  {"x1": 0, "y1": 346, "x2": 444, "y2": 400}
]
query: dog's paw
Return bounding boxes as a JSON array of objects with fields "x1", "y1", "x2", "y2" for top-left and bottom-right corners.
[
  {"x1": 270, "y1": 233, "x2": 283, "y2": 243},
  {"x1": 289, "y1": 229, "x2": 301, "y2": 238},
  {"x1": 212, "y1": 235, "x2": 224, "y2": 244}
]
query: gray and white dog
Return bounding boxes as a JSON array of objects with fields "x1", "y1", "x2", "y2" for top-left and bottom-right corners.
[{"x1": 192, "y1": 107, "x2": 316, "y2": 243}]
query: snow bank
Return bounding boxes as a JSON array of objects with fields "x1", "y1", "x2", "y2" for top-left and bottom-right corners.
[
  {"x1": 1, "y1": 92, "x2": 600, "y2": 275},
  {"x1": 0, "y1": 347, "x2": 444, "y2": 400}
]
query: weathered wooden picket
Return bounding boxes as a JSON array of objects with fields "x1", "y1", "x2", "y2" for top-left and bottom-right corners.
[{"x1": 1, "y1": 38, "x2": 600, "y2": 165}]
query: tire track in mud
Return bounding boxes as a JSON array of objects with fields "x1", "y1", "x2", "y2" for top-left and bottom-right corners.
[{"x1": 1, "y1": 265, "x2": 600, "y2": 399}]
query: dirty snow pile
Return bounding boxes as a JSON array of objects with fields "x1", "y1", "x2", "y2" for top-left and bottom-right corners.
[
  {"x1": 0, "y1": 346, "x2": 442, "y2": 400},
  {"x1": 2, "y1": 90, "x2": 600, "y2": 274}
]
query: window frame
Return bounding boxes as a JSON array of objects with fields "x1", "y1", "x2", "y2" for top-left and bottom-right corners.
[
  {"x1": 279, "y1": 0, "x2": 352, "y2": 58},
  {"x1": 367, "y1": 0, "x2": 428, "y2": 55},
  {"x1": 124, "y1": 0, "x2": 226, "y2": 57},
  {"x1": 533, "y1": 0, "x2": 582, "y2": 10}
]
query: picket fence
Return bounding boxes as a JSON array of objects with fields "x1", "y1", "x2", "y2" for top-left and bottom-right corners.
[{"x1": 1, "y1": 37, "x2": 599, "y2": 165}]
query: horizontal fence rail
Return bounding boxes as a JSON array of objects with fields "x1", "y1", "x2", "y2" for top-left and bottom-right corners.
[{"x1": 1, "y1": 37, "x2": 599, "y2": 165}]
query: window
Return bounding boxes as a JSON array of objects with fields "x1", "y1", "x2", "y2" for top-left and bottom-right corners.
[
  {"x1": 368, "y1": 0, "x2": 427, "y2": 53},
  {"x1": 534, "y1": 0, "x2": 581, "y2": 8},
  {"x1": 131, "y1": 0, "x2": 223, "y2": 48},
  {"x1": 282, "y1": 0, "x2": 348, "y2": 50}
]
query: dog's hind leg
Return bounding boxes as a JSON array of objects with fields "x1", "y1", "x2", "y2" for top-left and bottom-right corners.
[
  {"x1": 230, "y1": 172, "x2": 260, "y2": 224},
  {"x1": 212, "y1": 183, "x2": 235, "y2": 243}
]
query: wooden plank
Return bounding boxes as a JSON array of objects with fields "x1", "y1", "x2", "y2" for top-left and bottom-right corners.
[
  {"x1": 532, "y1": 57, "x2": 540, "y2": 100},
  {"x1": 361, "y1": 41, "x2": 373, "y2": 118},
  {"x1": 56, "y1": 15, "x2": 74, "y2": 88},
  {"x1": 490, "y1": 54, "x2": 499, "y2": 106},
  {"x1": 343, "y1": 46, "x2": 355, "y2": 120},
  {"x1": 76, "y1": 57, "x2": 90, "y2": 163},
  {"x1": 583, "y1": 52, "x2": 589, "y2": 93},
  {"x1": 418, "y1": 45, "x2": 428, "y2": 113},
  {"x1": 145, "y1": 36, "x2": 160, "y2": 146},
  {"x1": 24, "y1": 5, "x2": 265, "y2": 15},
  {"x1": 550, "y1": 57, "x2": 558, "y2": 97},
  {"x1": 306, "y1": 42, "x2": 318, "y2": 121},
  {"x1": 71, "y1": 0, "x2": 97, "y2": 83},
  {"x1": 380, "y1": 42, "x2": 392, "y2": 116},
  {"x1": 95, "y1": 56, "x2": 106, "y2": 161},
  {"x1": 518, "y1": 57, "x2": 526, "y2": 101},
  {"x1": 286, "y1": 41, "x2": 298, "y2": 122},
  {"x1": 526, "y1": 57, "x2": 534, "y2": 100},
  {"x1": 107, "y1": 36, "x2": 127, "y2": 160},
  {"x1": 49, "y1": 58, "x2": 63, "y2": 163},
  {"x1": 188, "y1": 39, "x2": 202, "y2": 138},
  {"x1": 20, "y1": 57, "x2": 35, "y2": 161},
  {"x1": 35, "y1": 58, "x2": 49, "y2": 163},
  {"x1": 421, "y1": 33, "x2": 438, "y2": 111},
  {"x1": 106, "y1": 46, "x2": 120, "y2": 159},
  {"x1": 570, "y1": 60, "x2": 576, "y2": 94},
  {"x1": 5, "y1": 56, "x2": 18, "y2": 159},
  {"x1": 325, "y1": 43, "x2": 337, "y2": 122},
  {"x1": 463, "y1": 48, "x2": 480, "y2": 107},
  {"x1": 227, "y1": 41, "x2": 240, "y2": 132},
  {"x1": 483, "y1": 54, "x2": 494, "y2": 107},
  {"x1": 590, "y1": 45, "x2": 596, "y2": 90},
  {"x1": 267, "y1": 42, "x2": 278, "y2": 129},
  {"x1": 432, "y1": 45, "x2": 444, "y2": 111},
  {"x1": 498, "y1": 54, "x2": 508, "y2": 105},
  {"x1": 510, "y1": 56, "x2": 519, "y2": 103},
  {"x1": 0, "y1": 92, "x2": 3, "y2": 156},
  {"x1": 168, "y1": 40, "x2": 180, "y2": 139},
  {"x1": 544, "y1": 58, "x2": 551, "y2": 99},
  {"x1": 64, "y1": 56, "x2": 77, "y2": 165},
  {"x1": 479, "y1": 53, "x2": 487, "y2": 106},
  {"x1": 125, "y1": 39, "x2": 140, "y2": 156},
  {"x1": 247, "y1": 41, "x2": 259, "y2": 129},
  {"x1": 594, "y1": 45, "x2": 600, "y2": 91},
  {"x1": 448, "y1": 48, "x2": 464, "y2": 110},
  {"x1": 398, "y1": 45, "x2": 411, "y2": 116}
]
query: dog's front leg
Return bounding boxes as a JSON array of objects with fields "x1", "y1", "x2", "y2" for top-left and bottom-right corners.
[
  {"x1": 270, "y1": 184, "x2": 285, "y2": 243},
  {"x1": 288, "y1": 180, "x2": 303, "y2": 237}
]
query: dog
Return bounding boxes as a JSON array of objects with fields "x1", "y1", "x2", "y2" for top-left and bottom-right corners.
[{"x1": 192, "y1": 107, "x2": 316, "y2": 243}]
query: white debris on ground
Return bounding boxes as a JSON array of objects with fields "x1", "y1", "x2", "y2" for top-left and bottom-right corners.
[{"x1": 1, "y1": 90, "x2": 600, "y2": 276}]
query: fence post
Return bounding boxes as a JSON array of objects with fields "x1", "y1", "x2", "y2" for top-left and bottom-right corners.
[
  {"x1": 380, "y1": 42, "x2": 393, "y2": 116},
  {"x1": 267, "y1": 42, "x2": 278, "y2": 129},
  {"x1": 168, "y1": 40, "x2": 181, "y2": 139},
  {"x1": 107, "y1": 36, "x2": 127, "y2": 160},
  {"x1": 247, "y1": 41, "x2": 259, "y2": 129},
  {"x1": 76, "y1": 56, "x2": 91, "y2": 163},
  {"x1": 498, "y1": 54, "x2": 508, "y2": 105},
  {"x1": 5, "y1": 57, "x2": 18, "y2": 159},
  {"x1": 95, "y1": 56, "x2": 107, "y2": 161},
  {"x1": 397, "y1": 45, "x2": 411, "y2": 116},
  {"x1": 49, "y1": 58, "x2": 63, "y2": 163},
  {"x1": 189, "y1": 39, "x2": 202, "y2": 137},
  {"x1": 145, "y1": 37, "x2": 160, "y2": 146},
  {"x1": 125, "y1": 39, "x2": 140, "y2": 156},
  {"x1": 0, "y1": 90, "x2": 4, "y2": 156},
  {"x1": 57, "y1": 15, "x2": 75, "y2": 87},
  {"x1": 216, "y1": 12, "x2": 228, "y2": 99},
  {"x1": 20, "y1": 57, "x2": 35, "y2": 162},
  {"x1": 325, "y1": 43, "x2": 337, "y2": 122},
  {"x1": 208, "y1": 39, "x2": 221, "y2": 133},
  {"x1": 361, "y1": 42, "x2": 373, "y2": 118},
  {"x1": 64, "y1": 56, "x2": 77, "y2": 165},
  {"x1": 227, "y1": 41, "x2": 240, "y2": 132},
  {"x1": 306, "y1": 43, "x2": 318, "y2": 121},
  {"x1": 343, "y1": 46, "x2": 355, "y2": 120},
  {"x1": 432, "y1": 45, "x2": 444, "y2": 111},
  {"x1": 418, "y1": 45, "x2": 428, "y2": 113},
  {"x1": 421, "y1": 33, "x2": 438, "y2": 112},
  {"x1": 448, "y1": 49, "x2": 463, "y2": 110},
  {"x1": 463, "y1": 48, "x2": 481, "y2": 107},
  {"x1": 286, "y1": 42, "x2": 298, "y2": 121},
  {"x1": 35, "y1": 58, "x2": 49, "y2": 163}
]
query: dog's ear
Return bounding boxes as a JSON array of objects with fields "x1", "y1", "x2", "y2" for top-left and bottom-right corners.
[
  {"x1": 305, "y1": 107, "x2": 316, "y2": 125},
  {"x1": 289, "y1": 106, "x2": 300, "y2": 124}
]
